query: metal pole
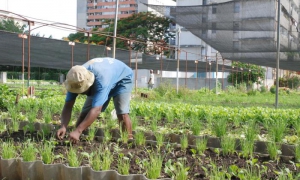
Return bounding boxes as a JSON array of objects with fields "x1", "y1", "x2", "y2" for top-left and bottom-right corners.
[
  {"x1": 176, "y1": 27, "x2": 181, "y2": 94},
  {"x1": 209, "y1": 61, "x2": 211, "y2": 90},
  {"x1": 71, "y1": 45, "x2": 74, "y2": 67},
  {"x1": 160, "y1": 52, "x2": 163, "y2": 82},
  {"x1": 222, "y1": 59, "x2": 224, "y2": 90},
  {"x1": 215, "y1": 52, "x2": 218, "y2": 94},
  {"x1": 129, "y1": 41, "x2": 131, "y2": 67},
  {"x1": 87, "y1": 32, "x2": 90, "y2": 61},
  {"x1": 27, "y1": 22, "x2": 31, "y2": 87},
  {"x1": 275, "y1": 0, "x2": 281, "y2": 109},
  {"x1": 21, "y1": 36, "x2": 25, "y2": 97},
  {"x1": 205, "y1": 56, "x2": 208, "y2": 90},
  {"x1": 266, "y1": 67, "x2": 268, "y2": 88},
  {"x1": 112, "y1": 0, "x2": 119, "y2": 59},
  {"x1": 185, "y1": 52, "x2": 187, "y2": 88},
  {"x1": 195, "y1": 61, "x2": 198, "y2": 89},
  {"x1": 135, "y1": 51, "x2": 138, "y2": 95}
]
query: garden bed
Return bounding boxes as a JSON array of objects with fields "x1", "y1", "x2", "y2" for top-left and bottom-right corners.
[{"x1": 0, "y1": 122, "x2": 299, "y2": 180}]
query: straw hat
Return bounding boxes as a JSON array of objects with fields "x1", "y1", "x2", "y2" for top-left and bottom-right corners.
[{"x1": 64, "y1": 65, "x2": 95, "y2": 94}]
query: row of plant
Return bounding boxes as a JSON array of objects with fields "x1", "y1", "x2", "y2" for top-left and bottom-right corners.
[
  {"x1": 0, "y1": 123, "x2": 299, "y2": 180},
  {"x1": 1, "y1": 95, "x2": 300, "y2": 146}
]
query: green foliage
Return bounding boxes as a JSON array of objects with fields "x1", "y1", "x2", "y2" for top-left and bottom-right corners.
[
  {"x1": 21, "y1": 140, "x2": 38, "y2": 162},
  {"x1": 227, "y1": 62, "x2": 265, "y2": 87},
  {"x1": 117, "y1": 153, "x2": 130, "y2": 175},
  {"x1": 270, "y1": 85, "x2": 276, "y2": 94},
  {"x1": 67, "y1": 146, "x2": 82, "y2": 167},
  {"x1": 68, "y1": 12, "x2": 173, "y2": 54},
  {"x1": 0, "y1": 18, "x2": 26, "y2": 33},
  {"x1": 154, "y1": 80, "x2": 177, "y2": 99},
  {"x1": 0, "y1": 84, "x2": 16, "y2": 110},
  {"x1": 1, "y1": 140, "x2": 16, "y2": 159},
  {"x1": 39, "y1": 141, "x2": 55, "y2": 164},
  {"x1": 143, "y1": 152, "x2": 163, "y2": 179},
  {"x1": 279, "y1": 74, "x2": 300, "y2": 89}
]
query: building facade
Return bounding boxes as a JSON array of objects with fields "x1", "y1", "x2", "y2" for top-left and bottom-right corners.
[{"x1": 77, "y1": 0, "x2": 175, "y2": 30}]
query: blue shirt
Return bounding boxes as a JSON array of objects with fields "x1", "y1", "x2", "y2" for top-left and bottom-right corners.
[{"x1": 65, "y1": 57, "x2": 133, "y2": 107}]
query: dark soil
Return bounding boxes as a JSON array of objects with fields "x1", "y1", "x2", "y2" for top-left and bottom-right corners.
[{"x1": 1, "y1": 130, "x2": 299, "y2": 180}]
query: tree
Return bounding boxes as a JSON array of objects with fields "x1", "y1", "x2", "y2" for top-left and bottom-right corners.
[
  {"x1": 0, "y1": 18, "x2": 26, "y2": 33},
  {"x1": 227, "y1": 62, "x2": 265, "y2": 86},
  {"x1": 67, "y1": 12, "x2": 174, "y2": 55}
]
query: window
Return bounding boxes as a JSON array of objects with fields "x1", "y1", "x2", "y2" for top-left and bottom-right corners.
[
  {"x1": 233, "y1": 21, "x2": 240, "y2": 30},
  {"x1": 233, "y1": 41, "x2": 239, "y2": 50},
  {"x1": 202, "y1": 30, "x2": 207, "y2": 38},
  {"x1": 201, "y1": 47, "x2": 206, "y2": 57},
  {"x1": 233, "y1": 31, "x2": 238, "y2": 39},
  {"x1": 202, "y1": 14, "x2": 207, "y2": 23},
  {"x1": 212, "y1": 22, "x2": 216, "y2": 33},
  {"x1": 203, "y1": 0, "x2": 207, "y2": 5},
  {"x1": 234, "y1": 2, "x2": 240, "y2": 13},
  {"x1": 212, "y1": 6, "x2": 217, "y2": 14}
]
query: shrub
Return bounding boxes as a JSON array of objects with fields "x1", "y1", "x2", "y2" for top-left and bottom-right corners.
[
  {"x1": 260, "y1": 86, "x2": 267, "y2": 93},
  {"x1": 270, "y1": 85, "x2": 276, "y2": 94}
]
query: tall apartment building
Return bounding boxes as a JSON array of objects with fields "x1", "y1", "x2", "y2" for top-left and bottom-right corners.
[
  {"x1": 175, "y1": 0, "x2": 297, "y2": 82},
  {"x1": 77, "y1": 0, "x2": 175, "y2": 30}
]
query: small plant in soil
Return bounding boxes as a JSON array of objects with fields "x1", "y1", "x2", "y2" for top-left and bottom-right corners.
[
  {"x1": 117, "y1": 153, "x2": 130, "y2": 175},
  {"x1": 195, "y1": 137, "x2": 207, "y2": 155},
  {"x1": 0, "y1": 119, "x2": 6, "y2": 134},
  {"x1": 239, "y1": 139, "x2": 254, "y2": 158},
  {"x1": 276, "y1": 168, "x2": 298, "y2": 180},
  {"x1": 131, "y1": 113, "x2": 138, "y2": 131},
  {"x1": 237, "y1": 161, "x2": 266, "y2": 180},
  {"x1": 106, "y1": 118, "x2": 115, "y2": 130},
  {"x1": 67, "y1": 145, "x2": 82, "y2": 167},
  {"x1": 101, "y1": 145, "x2": 113, "y2": 170},
  {"x1": 150, "y1": 119, "x2": 158, "y2": 132},
  {"x1": 7, "y1": 104, "x2": 18, "y2": 121},
  {"x1": 103, "y1": 129, "x2": 112, "y2": 143},
  {"x1": 267, "y1": 118, "x2": 287, "y2": 143},
  {"x1": 294, "y1": 144, "x2": 300, "y2": 162},
  {"x1": 38, "y1": 125, "x2": 52, "y2": 139},
  {"x1": 221, "y1": 135, "x2": 236, "y2": 156},
  {"x1": 42, "y1": 108, "x2": 52, "y2": 124},
  {"x1": 202, "y1": 161, "x2": 227, "y2": 179},
  {"x1": 87, "y1": 123, "x2": 97, "y2": 142},
  {"x1": 39, "y1": 140, "x2": 55, "y2": 164},
  {"x1": 165, "y1": 110, "x2": 174, "y2": 123},
  {"x1": 155, "y1": 133, "x2": 164, "y2": 150},
  {"x1": 1, "y1": 140, "x2": 16, "y2": 159},
  {"x1": 244, "y1": 119, "x2": 258, "y2": 142},
  {"x1": 293, "y1": 120, "x2": 300, "y2": 137},
  {"x1": 134, "y1": 130, "x2": 146, "y2": 146},
  {"x1": 190, "y1": 117, "x2": 201, "y2": 135},
  {"x1": 180, "y1": 134, "x2": 188, "y2": 151},
  {"x1": 119, "y1": 128, "x2": 129, "y2": 144},
  {"x1": 212, "y1": 117, "x2": 227, "y2": 137},
  {"x1": 21, "y1": 140, "x2": 38, "y2": 162},
  {"x1": 164, "y1": 158, "x2": 189, "y2": 180},
  {"x1": 10, "y1": 119, "x2": 19, "y2": 133},
  {"x1": 142, "y1": 151, "x2": 163, "y2": 179},
  {"x1": 267, "y1": 141, "x2": 281, "y2": 161}
]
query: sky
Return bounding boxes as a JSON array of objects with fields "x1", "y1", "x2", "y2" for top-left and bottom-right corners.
[{"x1": 0, "y1": 0, "x2": 77, "y2": 39}]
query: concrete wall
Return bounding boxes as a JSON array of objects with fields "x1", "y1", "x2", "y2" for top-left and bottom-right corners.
[
  {"x1": 133, "y1": 73, "x2": 231, "y2": 90},
  {"x1": 0, "y1": 72, "x2": 7, "y2": 83}
]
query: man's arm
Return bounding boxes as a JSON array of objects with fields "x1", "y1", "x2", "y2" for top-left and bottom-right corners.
[
  {"x1": 57, "y1": 100, "x2": 75, "y2": 140},
  {"x1": 75, "y1": 106, "x2": 102, "y2": 134},
  {"x1": 61, "y1": 101, "x2": 75, "y2": 128}
]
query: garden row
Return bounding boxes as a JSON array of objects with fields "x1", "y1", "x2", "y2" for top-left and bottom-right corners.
[{"x1": 0, "y1": 120, "x2": 299, "y2": 179}]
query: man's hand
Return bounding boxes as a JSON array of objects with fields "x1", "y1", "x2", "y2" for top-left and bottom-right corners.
[
  {"x1": 69, "y1": 129, "x2": 82, "y2": 144},
  {"x1": 56, "y1": 127, "x2": 67, "y2": 140}
]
